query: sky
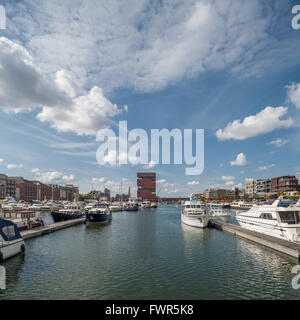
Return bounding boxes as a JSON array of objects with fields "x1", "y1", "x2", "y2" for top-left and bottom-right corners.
[{"x1": 0, "y1": 0, "x2": 300, "y2": 197}]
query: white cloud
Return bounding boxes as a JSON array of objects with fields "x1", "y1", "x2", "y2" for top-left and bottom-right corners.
[
  {"x1": 62, "y1": 174, "x2": 75, "y2": 182},
  {"x1": 230, "y1": 153, "x2": 248, "y2": 166},
  {"x1": 0, "y1": 37, "x2": 70, "y2": 112},
  {"x1": 222, "y1": 176, "x2": 235, "y2": 181},
  {"x1": 257, "y1": 164, "x2": 275, "y2": 171},
  {"x1": 7, "y1": 164, "x2": 23, "y2": 169},
  {"x1": 37, "y1": 86, "x2": 124, "y2": 136},
  {"x1": 287, "y1": 83, "x2": 300, "y2": 109},
  {"x1": 267, "y1": 138, "x2": 288, "y2": 148},
  {"x1": 32, "y1": 168, "x2": 76, "y2": 184},
  {"x1": 92, "y1": 177, "x2": 106, "y2": 184},
  {"x1": 225, "y1": 181, "x2": 235, "y2": 186},
  {"x1": 157, "y1": 179, "x2": 167, "y2": 184},
  {"x1": 187, "y1": 181, "x2": 199, "y2": 185},
  {"x1": 0, "y1": 158, "x2": 3, "y2": 165},
  {"x1": 143, "y1": 161, "x2": 156, "y2": 169},
  {"x1": 216, "y1": 106, "x2": 293, "y2": 141},
  {"x1": 4, "y1": 1, "x2": 279, "y2": 93}
]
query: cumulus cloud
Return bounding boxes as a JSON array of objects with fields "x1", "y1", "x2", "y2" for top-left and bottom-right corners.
[
  {"x1": 0, "y1": 158, "x2": 4, "y2": 165},
  {"x1": 157, "y1": 179, "x2": 167, "y2": 184},
  {"x1": 187, "y1": 181, "x2": 199, "y2": 185},
  {"x1": 0, "y1": 37, "x2": 71, "y2": 112},
  {"x1": 216, "y1": 107, "x2": 293, "y2": 141},
  {"x1": 222, "y1": 176, "x2": 235, "y2": 181},
  {"x1": 32, "y1": 168, "x2": 76, "y2": 184},
  {"x1": 7, "y1": 164, "x2": 23, "y2": 169},
  {"x1": 225, "y1": 181, "x2": 235, "y2": 186},
  {"x1": 267, "y1": 138, "x2": 288, "y2": 148},
  {"x1": 92, "y1": 177, "x2": 106, "y2": 184},
  {"x1": 37, "y1": 86, "x2": 123, "y2": 136},
  {"x1": 230, "y1": 153, "x2": 248, "y2": 166},
  {"x1": 287, "y1": 83, "x2": 300, "y2": 109},
  {"x1": 4, "y1": 0, "x2": 281, "y2": 93},
  {"x1": 257, "y1": 164, "x2": 275, "y2": 171}
]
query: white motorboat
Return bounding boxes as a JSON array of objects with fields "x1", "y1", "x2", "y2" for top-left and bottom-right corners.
[
  {"x1": 181, "y1": 200, "x2": 210, "y2": 228},
  {"x1": 140, "y1": 200, "x2": 151, "y2": 209},
  {"x1": 0, "y1": 218, "x2": 25, "y2": 262},
  {"x1": 109, "y1": 202, "x2": 123, "y2": 212},
  {"x1": 236, "y1": 199, "x2": 300, "y2": 242}
]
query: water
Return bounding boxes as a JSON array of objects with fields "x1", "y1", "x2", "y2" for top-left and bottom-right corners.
[{"x1": 0, "y1": 205, "x2": 300, "y2": 299}]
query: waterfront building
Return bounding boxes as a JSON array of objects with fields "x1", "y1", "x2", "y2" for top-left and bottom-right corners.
[
  {"x1": 296, "y1": 172, "x2": 300, "y2": 185},
  {"x1": 246, "y1": 179, "x2": 257, "y2": 195},
  {"x1": 256, "y1": 179, "x2": 272, "y2": 194},
  {"x1": 271, "y1": 176, "x2": 300, "y2": 193},
  {"x1": 137, "y1": 172, "x2": 156, "y2": 201},
  {"x1": 16, "y1": 179, "x2": 38, "y2": 201},
  {"x1": 0, "y1": 174, "x2": 7, "y2": 199}
]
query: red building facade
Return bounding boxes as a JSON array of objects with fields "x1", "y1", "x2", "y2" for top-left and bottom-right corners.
[
  {"x1": 271, "y1": 176, "x2": 300, "y2": 193},
  {"x1": 137, "y1": 172, "x2": 156, "y2": 201}
]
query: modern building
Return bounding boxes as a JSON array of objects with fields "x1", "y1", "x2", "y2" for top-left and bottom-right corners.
[
  {"x1": 0, "y1": 174, "x2": 7, "y2": 199},
  {"x1": 246, "y1": 179, "x2": 257, "y2": 195},
  {"x1": 296, "y1": 172, "x2": 300, "y2": 185},
  {"x1": 271, "y1": 176, "x2": 300, "y2": 193},
  {"x1": 137, "y1": 172, "x2": 156, "y2": 201},
  {"x1": 256, "y1": 179, "x2": 272, "y2": 194}
]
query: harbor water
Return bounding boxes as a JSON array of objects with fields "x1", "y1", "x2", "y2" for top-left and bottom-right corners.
[{"x1": 0, "y1": 205, "x2": 300, "y2": 300}]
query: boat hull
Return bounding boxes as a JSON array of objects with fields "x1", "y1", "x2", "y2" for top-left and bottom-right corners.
[
  {"x1": 0, "y1": 239, "x2": 25, "y2": 261},
  {"x1": 85, "y1": 213, "x2": 112, "y2": 225},
  {"x1": 125, "y1": 206, "x2": 138, "y2": 211},
  {"x1": 181, "y1": 214, "x2": 210, "y2": 228},
  {"x1": 51, "y1": 211, "x2": 83, "y2": 223},
  {"x1": 236, "y1": 216, "x2": 300, "y2": 242}
]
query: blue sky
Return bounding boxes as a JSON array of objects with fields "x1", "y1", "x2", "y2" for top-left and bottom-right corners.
[{"x1": 0, "y1": 0, "x2": 300, "y2": 196}]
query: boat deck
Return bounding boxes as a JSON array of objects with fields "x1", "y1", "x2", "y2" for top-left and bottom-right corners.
[
  {"x1": 20, "y1": 218, "x2": 85, "y2": 240},
  {"x1": 213, "y1": 220, "x2": 300, "y2": 259}
]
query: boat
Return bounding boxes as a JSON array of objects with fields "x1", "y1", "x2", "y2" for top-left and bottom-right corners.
[
  {"x1": 236, "y1": 199, "x2": 300, "y2": 242},
  {"x1": 181, "y1": 200, "x2": 210, "y2": 228},
  {"x1": 85, "y1": 203, "x2": 112, "y2": 225},
  {"x1": 109, "y1": 202, "x2": 123, "y2": 212},
  {"x1": 28, "y1": 202, "x2": 50, "y2": 211},
  {"x1": 51, "y1": 203, "x2": 84, "y2": 222},
  {"x1": 150, "y1": 202, "x2": 158, "y2": 208},
  {"x1": 0, "y1": 218, "x2": 25, "y2": 262},
  {"x1": 140, "y1": 200, "x2": 151, "y2": 209},
  {"x1": 1, "y1": 211, "x2": 44, "y2": 231},
  {"x1": 208, "y1": 207, "x2": 231, "y2": 225},
  {"x1": 125, "y1": 200, "x2": 139, "y2": 212}
]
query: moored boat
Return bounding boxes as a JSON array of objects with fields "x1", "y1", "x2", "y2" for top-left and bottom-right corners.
[
  {"x1": 85, "y1": 203, "x2": 112, "y2": 225},
  {"x1": 236, "y1": 199, "x2": 300, "y2": 242},
  {"x1": 0, "y1": 218, "x2": 25, "y2": 262},
  {"x1": 125, "y1": 200, "x2": 139, "y2": 211},
  {"x1": 181, "y1": 200, "x2": 210, "y2": 228},
  {"x1": 1, "y1": 211, "x2": 44, "y2": 231},
  {"x1": 51, "y1": 203, "x2": 84, "y2": 222},
  {"x1": 109, "y1": 202, "x2": 123, "y2": 212}
]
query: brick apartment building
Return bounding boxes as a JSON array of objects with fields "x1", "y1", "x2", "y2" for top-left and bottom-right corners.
[{"x1": 271, "y1": 176, "x2": 300, "y2": 193}]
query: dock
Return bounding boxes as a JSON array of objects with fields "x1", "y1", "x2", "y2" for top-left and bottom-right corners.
[
  {"x1": 214, "y1": 220, "x2": 300, "y2": 259},
  {"x1": 20, "y1": 218, "x2": 85, "y2": 240}
]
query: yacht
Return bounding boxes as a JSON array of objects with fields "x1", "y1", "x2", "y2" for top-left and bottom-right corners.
[
  {"x1": 208, "y1": 206, "x2": 231, "y2": 224},
  {"x1": 2, "y1": 211, "x2": 44, "y2": 231},
  {"x1": 51, "y1": 203, "x2": 84, "y2": 222},
  {"x1": 28, "y1": 202, "x2": 49, "y2": 211},
  {"x1": 140, "y1": 200, "x2": 151, "y2": 209},
  {"x1": 181, "y1": 200, "x2": 210, "y2": 228},
  {"x1": 150, "y1": 201, "x2": 158, "y2": 208},
  {"x1": 85, "y1": 203, "x2": 112, "y2": 225},
  {"x1": 236, "y1": 199, "x2": 300, "y2": 242},
  {"x1": 125, "y1": 200, "x2": 139, "y2": 212},
  {"x1": 109, "y1": 202, "x2": 123, "y2": 212},
  {"x1": 0, "y1": 218, "x2": 25, "y2": 262}
]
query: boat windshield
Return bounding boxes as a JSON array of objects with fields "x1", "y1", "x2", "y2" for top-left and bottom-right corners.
[
  {"x1": 185, "y1": 205, "x2": 202, "y2": 209},
  {"x1": 278, "y1": 211, "x2": 300, "y2": 224}
]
